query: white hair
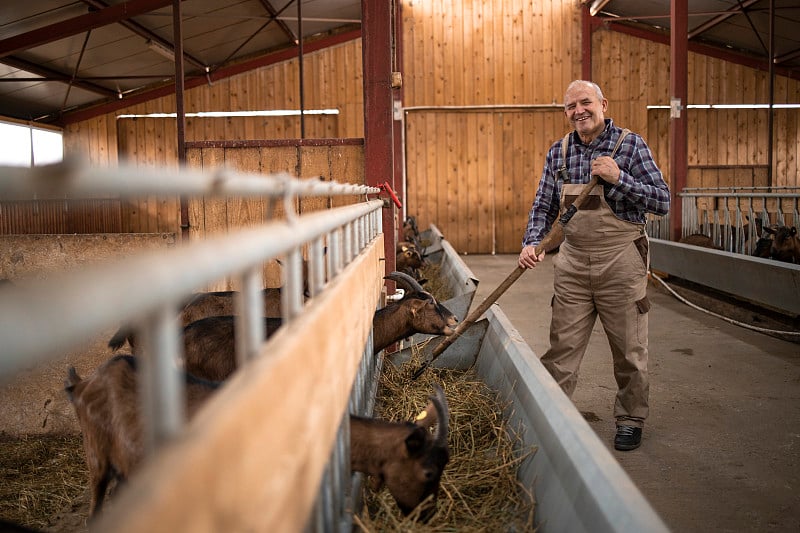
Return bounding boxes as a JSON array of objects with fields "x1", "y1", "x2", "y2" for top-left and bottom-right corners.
[{"x1": 564, "y1": 80, "x2": 604, "y2": 106}]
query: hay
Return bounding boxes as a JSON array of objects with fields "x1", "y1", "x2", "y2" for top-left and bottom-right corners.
[
  {"x1": 355, "y1": 347, "x2": 537, "y2": 532},
  {"x1": 419, "y1": 263, "x2": 453, "y2": 303},
  {"x1": 0, "y1": 433, "x2": 88, "y2": 530}
]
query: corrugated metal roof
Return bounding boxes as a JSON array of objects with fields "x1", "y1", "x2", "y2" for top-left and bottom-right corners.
[{"x1": 0, "y1": 1, "x2": 796, "y2": 126}]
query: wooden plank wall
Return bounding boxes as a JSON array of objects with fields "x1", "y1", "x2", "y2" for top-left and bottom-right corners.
[
  {"x1": 402, "y1": 3, "x2": 799, "y2": 253},
  {"x1": 184, "y1": 141, "x2": 365, "y2": 291},
  {"x1": 595, "y1": 28, "x2": 799, "y2": 190},
  {"x1": 48, "y1": 4, "x2": 800, "y2": 254},
  {"x1": 401, "y1": 0, "x2": 581, "y2": 254},
  {"x1": 63, "y1": 39, "x2": 364, "y2": 167}
]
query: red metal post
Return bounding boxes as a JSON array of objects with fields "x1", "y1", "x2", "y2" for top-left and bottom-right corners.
[
  {"x1": 581, "y1": 5, "x2": 593, "y2": 81},
  {"x1": 393, "y1": 0, "x2": 405, "y2": 243},
  {"x1": 669, "y1": 0, "x2": 688, "y2": 241},
  {"x1": 362, "y1": 0, "x2": 396, "y2": 275}
]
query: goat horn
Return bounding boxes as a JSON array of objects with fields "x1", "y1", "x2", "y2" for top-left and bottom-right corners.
[
  {"x1": 431, "y1": 384, "x2": 449, "y2": 446},
  {"x1": 384, "y1": 271, "x2": 424, "y2": 293}
]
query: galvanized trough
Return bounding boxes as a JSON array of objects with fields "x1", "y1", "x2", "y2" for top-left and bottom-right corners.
[{"x1": 388, "y1": 226, "x2": 670, "y2": 533}]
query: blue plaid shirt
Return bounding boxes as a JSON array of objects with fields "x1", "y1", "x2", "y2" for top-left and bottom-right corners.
[{"x1": 522, "y1": 119, "x2": 670, "y2": 247}]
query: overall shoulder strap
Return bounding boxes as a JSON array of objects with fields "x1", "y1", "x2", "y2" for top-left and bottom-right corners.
[
  {"x1": 611, "y1": 128, "x2": 631, "y2": 157},
  {"x1": 557, "y1": 132, "x2": 571, "y2": 182}
]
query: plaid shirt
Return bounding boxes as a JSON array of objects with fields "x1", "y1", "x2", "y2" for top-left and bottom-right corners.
[{"x1": 522, "y1": 119, "x2": 670, "y2": 247}]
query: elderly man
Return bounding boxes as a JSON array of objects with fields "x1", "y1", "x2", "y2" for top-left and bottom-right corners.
[{"x1": 519, "y1": 80, "x2": 670, "y2": 451}]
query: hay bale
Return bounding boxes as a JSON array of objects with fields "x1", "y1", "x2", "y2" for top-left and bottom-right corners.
[{"x1": 356, "y1": 349, "x2": 536, "y2": 531}]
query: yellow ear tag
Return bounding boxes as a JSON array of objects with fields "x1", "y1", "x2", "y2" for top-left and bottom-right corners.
[{"x1": 415, "y1": 410, "x2": 428, "y2": 422}]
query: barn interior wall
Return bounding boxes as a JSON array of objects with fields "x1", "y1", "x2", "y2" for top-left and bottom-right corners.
[
  {"x1": 402, "y1": 2, "x2": 800, "y2": 253},
  {"x1": 62, "y1": 39, "x2": 365, "y2": 167},
  {"x1": 46, "y1": 5, "x2": 800, "y2": 255}
]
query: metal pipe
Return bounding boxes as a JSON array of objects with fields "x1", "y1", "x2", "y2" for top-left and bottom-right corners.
[{"x1": 0, "y1": 199, "x2": 383, "y2": 378}]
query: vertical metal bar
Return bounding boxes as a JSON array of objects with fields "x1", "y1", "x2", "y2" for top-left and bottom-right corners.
[
  {"x1": 235, "y1": 267, "x2": 264, "y2": 365},
  {"x1": 138, "y1": 304, "x2": 185, "y2": 455},
  {"x1": 329, "y1": 229, "x2": 341, "y2": 277},
  {"x1": 285, "y1": 247, "x2": 303, "y2": 319},
  {"x1": 309, "y1": 237, "x2": 325, "y2": 297},
  {"x1": 343, "y1": 222, "x2": 353, "y2": 265}
]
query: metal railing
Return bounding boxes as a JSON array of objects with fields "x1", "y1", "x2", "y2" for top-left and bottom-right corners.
[
  {"x1": 0, "y1": 159, "x2": 384, "y2": 532},
  {"x1": 646, "y1": 187, "x2": 800, "y2": 254}
]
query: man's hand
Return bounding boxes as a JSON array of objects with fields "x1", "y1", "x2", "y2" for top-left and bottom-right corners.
[
  {"x1": 518, "y1": 245, "x2": 545, "y2": 269},
  {"x1": 591, "y1": 155, "x2": 621, "y2": 184}
]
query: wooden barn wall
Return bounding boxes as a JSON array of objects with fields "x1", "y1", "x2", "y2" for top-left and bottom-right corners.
[
  {"x1": 593, "y1": 29, "x2": 800, "y2": 192},
  {"x1": 63, "y1": 38, "x2": 364, "y2": 165},
  {"x1": 7, "y1": 40, "x2": 364, "y2": 237},
  {"x1": 402, "y1": 4, "x2": 800, "y2": 253},
  {"x1": 401, "y1": 0, "x2": 581, "y2": 254},
  {"x1": 184, "y1": 142, "x2": 365, "y2": 291}
]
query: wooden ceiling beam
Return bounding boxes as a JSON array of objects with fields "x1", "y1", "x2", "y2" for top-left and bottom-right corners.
[{"x1": 0, "y1": 0, "x2": 181, "y2": 59}]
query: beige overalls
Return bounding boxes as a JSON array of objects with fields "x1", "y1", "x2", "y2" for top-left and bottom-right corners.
[{"x1": 540, "y1": 148, "x2": 651, "y2": 427}]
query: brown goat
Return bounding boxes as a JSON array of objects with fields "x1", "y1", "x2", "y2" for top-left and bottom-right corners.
[
  {"x1": 108, "y1": 288, "x2": 287, "y2": 353},
  {"x1": 180, "y1": 315, "x2": 283, "y2": 380},
  {"x1": 350, "y1": 384, "x2": 450, "y2": 520},
  {"x1": 402, "y1": 216, "x2": 421, "y2": 248},
  {"x1": 64, "y1": 355, "x2": 219, "y2": 517},
  {"x1": 764, "y1": 225, "x2": 800, "y2": 264},
  {"x1": 396, "y1": 242, "x2": 427, "y2": 282},
  {"x1": 374, "y1": 272, "x2": 457, "y2": 355}
]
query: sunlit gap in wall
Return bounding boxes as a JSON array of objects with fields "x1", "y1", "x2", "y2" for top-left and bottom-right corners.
[
  {"x1": 0, "y1": 121, "x2": 63, "y2": 167},
  {"x1": 647, "y1": 104, "x2": 800, "y2": 109},
  {"x1": 116, "y1": 109, "x2": 340, "y2": 118}
]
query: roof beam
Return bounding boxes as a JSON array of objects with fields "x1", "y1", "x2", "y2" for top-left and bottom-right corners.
[
  {"x1": 258, "y1": 0, "x2": 298, "y2": 44},
  {"x1": 0, "y1": 0, "x2": 180, "y2": 59},
  {"x1": 774, "y1": 46, "x2": 800, "y2": 65},
  {"x1": 56, "y1": 27, "x2": 361, "y2": 125},
  {"x1": 687, "y1": 0, "x2": 760, "y2": 40},
  {"x1": 0, "y1": 55, "x2": 118, "y2": 97},
  {"x1": 78, "y1": 0, "x2": 206, "y2": 71}
]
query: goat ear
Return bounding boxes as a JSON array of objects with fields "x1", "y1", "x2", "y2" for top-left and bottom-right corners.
[{"x1": 405, "y1": 427, "x2": 428, "y2": 456}]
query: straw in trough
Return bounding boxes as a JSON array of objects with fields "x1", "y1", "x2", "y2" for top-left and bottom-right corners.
[{"x1": 355, "y1": 346, "x2": 537, "y2": 531}]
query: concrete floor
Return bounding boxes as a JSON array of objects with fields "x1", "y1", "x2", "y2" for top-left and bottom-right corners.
[{"x1": 460, "y1": 253, "x2": 800, "y2": 533}]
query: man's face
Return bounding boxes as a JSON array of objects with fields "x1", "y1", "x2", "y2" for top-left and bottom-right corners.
[{"x1": 564, "y1": 84, "x2": 608, "y2": 141}]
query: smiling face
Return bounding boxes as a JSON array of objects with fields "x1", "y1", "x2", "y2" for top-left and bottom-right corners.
[{"x1": 564, "y1": 81, "x2": 608, "y2": 144}]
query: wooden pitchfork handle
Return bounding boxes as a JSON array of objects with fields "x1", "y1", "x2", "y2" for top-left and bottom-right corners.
[{"x1": 411, "y1": 175, "x2": 601, "y2": 380}]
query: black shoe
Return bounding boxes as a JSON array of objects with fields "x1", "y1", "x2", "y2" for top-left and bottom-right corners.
[{"x1": 614, "y1": 425, "x2": 642, "y2": 451}]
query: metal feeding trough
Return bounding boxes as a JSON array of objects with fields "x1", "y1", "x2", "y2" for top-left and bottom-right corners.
[{"x1": 387, "y1": 225, "x2": 670, "y2": 533}]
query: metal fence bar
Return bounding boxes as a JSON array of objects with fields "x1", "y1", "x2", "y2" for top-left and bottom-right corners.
[
  {"x1": 0, "y1": 159, "x2": 379, "y2": 200},
  {"x1": 1, "y1": 162, "x2": 388, "y2": 531},
  {"x1": 0, "y1": 199, "x2": 383, "y2": 379}
]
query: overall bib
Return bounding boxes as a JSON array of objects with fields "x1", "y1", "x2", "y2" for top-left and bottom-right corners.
[{"x1": 541, "y1": 181, "x2": 651, "y2": 426}]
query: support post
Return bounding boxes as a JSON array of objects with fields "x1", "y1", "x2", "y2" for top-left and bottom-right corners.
[
  {"x1": 669, "y1": 0, "x2": 688, "y2": 240},
  {"x1": 362, "y1": 0, "x2": 396, "y2": 274}
]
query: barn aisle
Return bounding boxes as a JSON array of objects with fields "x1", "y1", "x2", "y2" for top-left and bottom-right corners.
[{"x1": 462, "y1": 253, "x2": 800, "y2": 533}]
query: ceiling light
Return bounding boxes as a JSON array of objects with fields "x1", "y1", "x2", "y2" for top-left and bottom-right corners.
[{"x1": 146, "y1": 39, "x2": 175, "y2": 61}]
